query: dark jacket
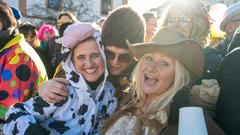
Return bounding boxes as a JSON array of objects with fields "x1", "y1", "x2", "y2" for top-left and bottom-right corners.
[
  {"x1": 215, "y1": 47, "x2": 240, "y2": 135},
  {"x1": 199, "y1": 47, "x2": 222, "y2": 82},
  {"x1": 228, "y1": 26, "x2": 240, "y2": 53},
  {"x1": 215, "y1": 38, "x2": 230, "y2": 58}
]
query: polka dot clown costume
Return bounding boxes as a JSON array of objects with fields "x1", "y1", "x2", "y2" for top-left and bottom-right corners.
[
  {"x1": 3, "y1": 23, "x2": 117, "y2": 135},
  {"x1": 0, "y1": 32, "x2": 48, "y2": 120}
]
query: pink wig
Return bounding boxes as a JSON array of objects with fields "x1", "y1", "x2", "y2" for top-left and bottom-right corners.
[{"x1": 37, "y1": 24, "x2": 58, "y2": 41}]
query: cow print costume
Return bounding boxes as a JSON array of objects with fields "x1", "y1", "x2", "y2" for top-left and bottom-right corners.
[{"x1": 3, "y1": 30, "x2": 117, "y2": 135}]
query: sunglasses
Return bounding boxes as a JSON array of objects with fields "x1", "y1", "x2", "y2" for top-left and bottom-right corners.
[
  {"x1": 167, "y1": 15, "x2": 191, "y2": 27},
  {"x1": 105, "y1": 49, "x2": 132, "y2": 63}
]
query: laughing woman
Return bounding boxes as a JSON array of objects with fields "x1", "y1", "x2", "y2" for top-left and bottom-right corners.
[
  {"x1": 101, "y1": 28, "x2": 204, "y2": 135},
  {"x1": 3, "y1": 23, "x2": 117, "y2": 135}
]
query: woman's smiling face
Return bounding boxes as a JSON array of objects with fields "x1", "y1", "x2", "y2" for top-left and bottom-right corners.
[{"x1": 72, "y1": 38, "x2": 104, "y2": 82}]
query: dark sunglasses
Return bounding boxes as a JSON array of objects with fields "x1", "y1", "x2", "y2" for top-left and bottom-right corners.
[{"x1": 105, "y1": 49, "x2": 132, "y2": 63}]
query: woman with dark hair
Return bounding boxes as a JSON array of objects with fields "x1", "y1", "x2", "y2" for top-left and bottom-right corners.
[
  {"x1": 38, "y1": 6, "x2": 146, "y2": 107},
  {"x1": 4, "y1": 22, "x2": 117, "y2": 135},
  {"x1": 0, "y1": 1, "x2": 47, "y2": 124}
]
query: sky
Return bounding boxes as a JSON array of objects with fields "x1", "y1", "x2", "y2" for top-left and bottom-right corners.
[{"x1": 128, "y1": 0, "x2": 167, "y2": 13}]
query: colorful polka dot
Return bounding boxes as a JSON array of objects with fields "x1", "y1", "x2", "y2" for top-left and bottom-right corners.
[
  {"x1": 0, "y1": 90, "x2": 9, "y2": 100},
  {"x1": 33, "y1": 71, "x2": 38, "y2": 78},
  {"x1": 12, "y1": 88, "x2": 22, "y2": 100},
  {"x1": 0, "y1": 64, "x2": 3, "y2": 72},
  {"x1": 10, "y1": 80, "x2": 17, "y2": 87},
  {"x1": 29, "y1": 82, "x2": 35, "y2": 90},
  {"x1": 0, "y1": 48, "x2": 12, "y2": 57},
  {"x1": 15, "y1": 48, "x2": 22, "y2": 54},
  {"x1": 16, "y1": 64, "x2": 31, "y2": 81},
  {"x1": 24, "y1": 57, "x2": 29, "y2": 62},
  {"x1": 7, "y1": 56, "x2": 12, "y2": 61},
  {"x1": 36, "y1": 77, "x2": 40, "y2": 84},
  {"x1": 9, "y1": 55, "x2": 20, "y2": 65},
  {"x1": 24, "y1": 89, "x2": 29, "y2": 96},
  {"x1": 1, "y1": 69, "x2": 12, "y2": 81}
]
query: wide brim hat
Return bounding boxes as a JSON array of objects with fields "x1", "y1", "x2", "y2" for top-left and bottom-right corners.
[
  {"x1": 127, "y1": 28, "x2": 204, "y2": 80},
  {"x1": 220, "y1": 1, "x2": 240, "y2": 32}
]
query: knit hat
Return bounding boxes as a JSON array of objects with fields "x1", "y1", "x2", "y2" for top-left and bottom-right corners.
[{"x1": 10, "y1": 6, "x2": 22, "y2": 20}]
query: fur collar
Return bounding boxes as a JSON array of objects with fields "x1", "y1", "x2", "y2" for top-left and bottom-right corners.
[{"x1": 101, "y1": 105, "x2": 168, "y2": 135}]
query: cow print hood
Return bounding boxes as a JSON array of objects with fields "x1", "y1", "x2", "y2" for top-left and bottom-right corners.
[{"x1": 62, "y1": 31, "x2": 109, "y2": 98}]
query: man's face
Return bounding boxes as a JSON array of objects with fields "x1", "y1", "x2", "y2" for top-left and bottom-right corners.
[
  {"x1": 226, "y1": 14, "x2": 240, "y2": 37},
  {"x1": 105, "y1": 46, "x2": 132, "y2": 76}
]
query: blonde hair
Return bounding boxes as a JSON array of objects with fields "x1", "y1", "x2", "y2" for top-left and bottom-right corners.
[
  {"x1": 160, "y1": 0, "x2": 209, "y2": 46},
  {"x1": 130, "y1": 55, "x2": 191, "y2": 123}
]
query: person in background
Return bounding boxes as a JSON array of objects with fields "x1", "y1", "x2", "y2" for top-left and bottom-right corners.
[
  {"x1": 18, "y1": 23, "x2": 39, "y2": 47},
  {"x1": 45, "y1": 22, "x2": 74, "y2": 79},
  {"x1": 4, "y1": 22, "x2": 117, "y2": 135},
  {"x1": 143, "y1": 12, "x2": 157, "y2": 42},
  {"x1": 101, "y1": 28, "x2": 205, "y2": 135},
  {"x1": 215, "y1": 1, "x2": 240, "y2": 57},
  {"x1": 10, "y1": 6, "x2": 22, "y2": 24},
  {"x1": 18, "y1": 22, "x2": 54, "y2": 79},
  {"x1": 215, "y1": 26, "x2": 240, "y2": 135},
  {"x1": 38, "y1": 6, "x2": 146, "y2": 106},
  {"x1": 57, "y1": 12, "x2": 78, "y2": 26},
  {"x1": 37, "y1": 24, "x2": 58, "y2": 51},
  {"x1": 160, "y1": 0, "x2": 209, "y2": 46},
  {"x1": 160, "y1": 0, "x2": 223, "y2": 81},
  {"x1": 44, "y1": 12, "x2": 78, "y2": 78},
  {"x1": 208, "y1": 3, "x2": 227, "y2": 47},
  {"x1": 0, "y1": 1, "x2": 47, "y2": 133}
]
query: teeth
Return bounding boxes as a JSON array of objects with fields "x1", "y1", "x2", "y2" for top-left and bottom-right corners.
[
  {"x1": 144, "y1": 74, "x2": 158, "y2": 86},
  {"x1": 145, "y1": 74, "x2": 155, "y2": 79},
  {"x1": 85, "y1": 69, "x2": 96, "y2": 74}
]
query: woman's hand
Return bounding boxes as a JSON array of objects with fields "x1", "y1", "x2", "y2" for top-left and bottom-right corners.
[{"x1": 38, "y1": 78, "x2": 69, "y2": 103}]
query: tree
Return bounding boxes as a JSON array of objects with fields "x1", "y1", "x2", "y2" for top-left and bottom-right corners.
[{"x1": 25, "y1": 0, "x2": 99, "y2": 27}]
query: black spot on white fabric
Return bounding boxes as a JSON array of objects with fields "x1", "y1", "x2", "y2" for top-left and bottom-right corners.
[
  {"x1": 70, "y1": 108, "x2": 74, "y2": 111},
  {"x1": 110, "y1": 89, "x2": 112, "y2": 94},
  {"x1": 70, "y1": 71, "x2": 80, "y2": 83},
  {"x1": 108, "y1": 100, "x2": 114, "y2": 105},
  {"x1": 53, "y1": 97, "x2": 68, "y2": 107},
  {"x1": 13, "y1": 103, "x2": 25, "y2": 111},
  {"x1": 78, "y1": 118, "x2": 85, "y2": 125},
  {"x1": 48, "y1": 120, "x2": 70, "y2": 134},
  {"x1": 33, "y1": 97, "x2": 50, "y2": 115},
  {"x1": 91, "y1": 115, "x2": 95, "y2": 126},
  {"x1": 101, "y1": 105, "x2": 107, "y2": 114},
  {"x1": 12, "y1": 123, "x2": 19, "y2": 135},
  {"x1": 93, "y1": 122, "x2": 99, "y2": 131},
  {"x1": 98, "y1": 90, "x2": 105, "y2": 102},
  {"x1": 5, "y1": 112, "x2": 28, "y2": 123},
  {"x1": 72, "y1": 113, "x2": 76, "y2": 119},
  {"x1": 78, "y1": 104, "x2": 88, "y2": 115},
  {"x1": 50, "y1": 113, "x2": 54, "y2": 117},
  {"x1": 25, "y1": 123, "x2": 50, "y2": 135},
  {"x1": 70, "y1": 94, "x2": 74, "y2": 99}
]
